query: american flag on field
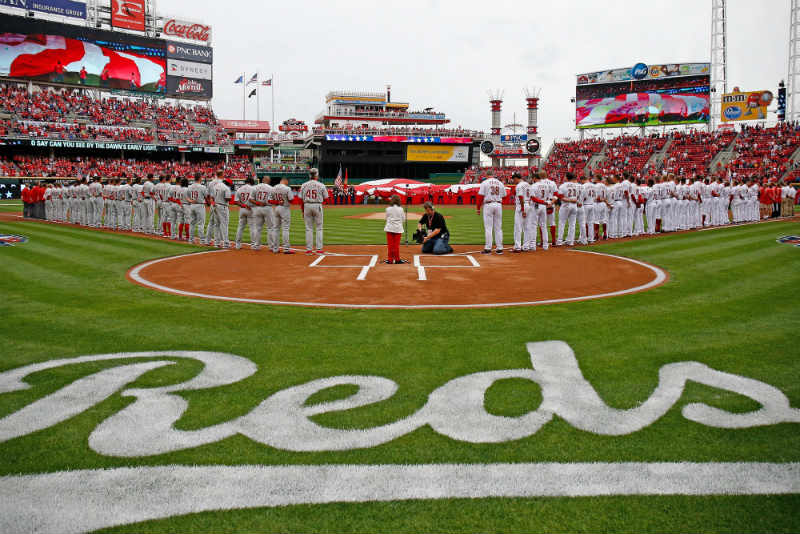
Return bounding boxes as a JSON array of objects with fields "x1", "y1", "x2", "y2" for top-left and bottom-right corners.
[{"x1": 334, "y1": 164, "x2": 343, "y2": 187}]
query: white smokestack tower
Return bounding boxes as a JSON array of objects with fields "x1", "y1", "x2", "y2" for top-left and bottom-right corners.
[{"x1": 524, "y1": 87, "x2": 542, "y2": 169}]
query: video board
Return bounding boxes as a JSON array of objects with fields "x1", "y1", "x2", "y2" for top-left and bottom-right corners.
[
  {"x1": 0, "y1": 13, "x2": 166, "y2": 94},
  {"x1": 575, "y1": 62, "x2": 710, "y2": 129}
]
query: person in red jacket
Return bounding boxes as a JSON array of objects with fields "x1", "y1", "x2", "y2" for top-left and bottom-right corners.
[
  {"x1": 758, "y1": 180, "x2": 771, "y2": 220},
  {"x1": 21, "y1": 184, "x2": 31, "y2": 218},
  {"x1": 79, "y1": 66, "x2": 87, "y2": 85}
]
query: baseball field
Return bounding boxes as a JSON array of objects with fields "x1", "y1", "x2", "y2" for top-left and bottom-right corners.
[{"x1": 1, "y1": 200, "x2": 799, "y2": 533}]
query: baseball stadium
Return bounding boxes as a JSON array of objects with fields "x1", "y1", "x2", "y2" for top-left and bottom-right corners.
[{"x1": 1, "y1": 1, "x2": 799, "y2": 533}]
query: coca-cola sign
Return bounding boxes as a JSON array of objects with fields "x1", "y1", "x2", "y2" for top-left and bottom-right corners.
[{"x1": 162, "y1": 18, "x2": 211, "y2": 43}]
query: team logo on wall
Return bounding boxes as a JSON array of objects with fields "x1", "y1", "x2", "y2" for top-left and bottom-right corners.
[
  {"x1": 0, "y1": 234, "x2": 28, "y2": 246},
  {"x1": 777, "y1": 235, "x2": 800, "y2": 247},
  {"x1": 480, "y1": 140, "x2": 494, "y2": 154}
]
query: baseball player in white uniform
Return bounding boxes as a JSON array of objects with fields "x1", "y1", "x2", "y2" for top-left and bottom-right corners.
[
  {"x1": 168, "y1": 178, "x2": 184, "y2": 240},
  {"x1": 512, "y1": 172, "x2": 529, "y2": 252},
  {"x1": 153, "y1": 176, "x2": 168, "y2": 236},
  {"x1": 527, "y1": 176, "x2": 551, "y2": 250},
  {"x1": 578, "y1": 176, "x2": 597, "y2": 244},
  {"x1": 477, "y1": 171, "x2": 507, "y2": 254},
  {"x1": 270, "y1": 177, "x2": 295, "y2": 253},
  {"x1": 88, "y1": 178, "x2": 103, "y2": 228},
  {"x1": 299, "y1": 168, "x2": 329, "y2": 254},
  {"x1": 131, "y1": 178, "x2": 144, "y2": 232},
  {"x1": 185, "y1": 174, "x2": 207, "y2": 243},
  {"x1": 539, "y1": 170, "x2": 558, "y2": 244},
  {"x1": 234, "y1": 177, "x2": 255, "y2": 250},
  {"x1": 249, "y1": 176, "x2": 274, "y2": 251},
  {"x1": 213, "y1": 178, "x2": 233, "y2": 248},
  {"x1": 556, "y1": 172, "x2": 580, "y2": 246}
]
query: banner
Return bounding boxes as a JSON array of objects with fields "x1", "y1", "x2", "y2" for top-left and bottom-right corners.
[
  {"x1": 578, "y1": 62, "x2": 710, "y2": 85},
  {"x1": 161, "y1": 18, "x2": 211, "y2": 44},
  {"x1": 220, "y1": 120, "x2": 272, "y2": 133},
  {"x1": 167, "y1": 59, "x2": 212, "y2": 80},
  {"x1": 406, "y1": 145, "x2": 469, "y2": 163},
  {"x1": 111, "y1": 0, "x2": 145, "y2": 32},
  {"x1": 500, "y1": 134, "x2": 527, "y2": 144},
  {"x1": 30, "y1": 139, "x2": 157, "y2": 150},
  {"x1": 577, "y1": 92, "x2": 709, "y2": 129},
  {"x1": 0, "y1": 0, "x2": 86, "y2": 19},
  {"x1": 721, "y1": 90, "x2": 773, "y2": 122},
  {"x1": 324, "y1": 134, "x2": 472, "y2": 144},
  {"x1": 166, "y1": 77, "x2": 212, "y2": 99},
  {"x1": 165, "y1": 41, "x2": 212, "y2": 64}
]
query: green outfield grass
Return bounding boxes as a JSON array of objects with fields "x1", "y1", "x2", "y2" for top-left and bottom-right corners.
[{"x1": 0, "y1": 212, "x2": 799, "y2": 533}]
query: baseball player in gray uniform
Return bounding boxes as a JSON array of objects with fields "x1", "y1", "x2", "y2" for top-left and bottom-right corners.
[
  {"x1": 132, "y1": 178, "x2": 144, "y2": 232},
  {"x1": 234, "y1": 177, "x2": 255, "y2": 249},
  {"x1": 270, "y1": 177, "x2": 295, "y2": 253},
  {"x1": 299, "y1": 168, "x2": 329, "y2": 254},
  {"x1": 203, "y1": 170, "x2": 224, "y2": 246},
  {"x1": 185, "y1": 173, "x2": 207, "y2": 243},
  {"x1": 250, "y1": 176, "x2": 274, "y2": 251},
  {"x1": 214, "y1": 178, "x2": 233, "y2": 248}
]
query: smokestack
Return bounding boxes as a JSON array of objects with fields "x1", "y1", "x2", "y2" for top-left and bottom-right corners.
[{"x1": 386, "y1": 84, "x2": 391, "y2": 103}]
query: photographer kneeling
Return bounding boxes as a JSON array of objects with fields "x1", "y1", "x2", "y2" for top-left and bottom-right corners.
[{"x1": 417, "y1": 202, "x2": 453, "y2": 254}]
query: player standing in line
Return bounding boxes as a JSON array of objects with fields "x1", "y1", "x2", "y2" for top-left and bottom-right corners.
[
  {"x1": 213, "y1": 178, "x2": 233, "y2": 248},
  {"x1": 299, "y1": 168, "x2": 329, "y2": 254},
  {"x1": 593, "y1": 176, "x2": 609, "y2": 240},
  {"x1": 233, "y1": 177, "x2": 255, "y2": 250},
  {"x1": 512, "y1": 172, "x2": 529, "y2": 252},
  {"x1": 552, "y1": 172, "x2": 578, "y2": 246},
  {"x1": 632, "y1": 179, "x2": 646, "y2": 236},
  {"x1": 141, "y1": 174, "x2": 155, "y2": 234},
  {"x1": 782, "y1": 181, "x2": 796, "y2": 217},
  {"x1": 527, "y1": 174, "x2": 551, "y2": 251},
  {"x1": 203, "y1": 170, "x2": 224, "y2": 246},
  {"x1": 102, "y1": 179, "x2": 113, "y2": 229},
  {"x1": 88, "y1": 178, "x2": 102, "y2": 228},
  {"x1": 153, "y1": 175, "x2": 167, "y2": 236},
  {"x1": 185, "y1": 173, "x2": 207, "y2": 244},
  {"x1": 250, "y1": 176, "x2": 273, "y2": 251},
  {"x1": 661, "y1": 174, "x2": 675, "y2": 232},
  {"x1": 167, "y1": 177, "x2": 182, "y2": 239},
  {"x1": 132, "y1": 178, "x2": 144, "y2": 233},
  {"x1": 270, "y1": 176, "x2": 295, "y2": 253},
  {"x1": 43, "y1": 184, "x2": 53, "y2": 221},
  {"x1": 577, "y1": 175, "x2": 596, "y2": 245},
  {"x1": 477, "y1": 170, "x2": 507, "y2": 254},
  {"x1": 78, "y1": 178, "x2": 90, "y2": 226},
  {"x1": 619, "y1": 173, "x2": 634, "y2": 238},
  {"x1": 539, "y1": 170, "x2": 558, "y2": 244},
  {"x1": 607, "y1": 176, "x2": 626, "y2": 239},
  {"x1": 119, "y1": 177, "x2": 134, "y2": 231}
]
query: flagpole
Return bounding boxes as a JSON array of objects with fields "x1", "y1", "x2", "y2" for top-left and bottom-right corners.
[
  {"x1": 241, "y1": 71, "x2": 245, "y2": 120},
  {"x1": 271, "y1": 72, "x2": 275, "y2": 131},
  {"x1": 256, "y1": 71, "x2": 260, "y2": 122}
]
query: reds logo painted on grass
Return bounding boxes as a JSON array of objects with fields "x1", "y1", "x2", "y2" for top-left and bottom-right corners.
[
  {"x1": 1, "y1": 343, "x2": 798, "y2": 533},
  {"x1": 0, "y1": 234, "x2": 27, "y2": 247},
  {"x1": 777, "y1": 235, "x2": 800, "y2": 247}
]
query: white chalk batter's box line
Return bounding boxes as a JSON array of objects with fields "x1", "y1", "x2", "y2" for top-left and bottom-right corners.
[{"x1": 309, "y1": 252, "x2": 481, "y2": 281}]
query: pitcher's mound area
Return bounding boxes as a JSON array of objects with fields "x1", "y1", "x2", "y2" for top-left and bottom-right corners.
[{"x1": 128, "y1": 245, "x2": 667, "y2": 309}]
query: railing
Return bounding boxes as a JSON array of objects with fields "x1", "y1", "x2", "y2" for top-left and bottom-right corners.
[
  {"x1": 312, "y1": 127, "x2": 486, "y2": 139},
  {"x1": 316, "y1": 110, "x2": 447, "y2": 121}
]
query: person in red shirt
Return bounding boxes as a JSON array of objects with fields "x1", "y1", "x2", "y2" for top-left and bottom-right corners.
[
  {"x1": 758, "y1": 180, "x2": 771, "y2": 220},
  {"x1": 79, "y1": 66, "x2": 87, "y2": 85},
  {"x1": 21, "y1": 184, "x2": 31, "y2": 218},
  {"x1": 54, "y1": 61, "x2": 65, "y2": 83}
]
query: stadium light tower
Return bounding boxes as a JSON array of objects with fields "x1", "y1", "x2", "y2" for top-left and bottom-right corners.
[
  {"x1": 709, "y1": 0, "x2": 728, "y2": 131},
  {"x1": 788, "y1": 0, "x2": 800, "y2": 122}
]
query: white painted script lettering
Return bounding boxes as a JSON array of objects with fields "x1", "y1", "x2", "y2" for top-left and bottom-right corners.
[{"x1": 1, "y1": 342, "x2": 798, "y2": 457}]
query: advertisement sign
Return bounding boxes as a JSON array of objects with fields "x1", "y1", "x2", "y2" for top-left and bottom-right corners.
[
  {"x1": 406, "y1": 145, "x2": 469, "y2": 163},
  {"x1": 161, "y1": 19, "x2": 211, "y2": 43},
  {"x1": 166, "y1": 77, "x2": 212, "y2": 99},
  {"x1": 491, "y1": 146, "x2": 528, "y2": 158},
  {"x1": 279, "y1": 119, "x2": 308, "y2": 132},
  {"x1": 324, "y1": 134, "x2": 472, "y2": 144},
  {"x1": 30, "y1": 139, "x2": 157, "y2": 150},
  {"x1": 721, "y1": 90, "x2": 773, "y2": 122},
  {"x1": 0, "y1": 14, "x2": 165, "y2": 93},
  {"x1": 0, "y1": 0, "x2": 86, "y2": 19},
  {"x1": 165, "y1": 41, "x2": 212, "y2": 64},
  {"x1": 219, "y1": 120, "x2": 272, "y2": 133},
  {"x1": 167, "y1": 59, "x2": 212, "y2": 80},
  {"x1": 111, "y1": 0, "x2": 145, "y2": 32},
  {"x1": 577, "y1": 62, "x2": 710, "y2": 85},
  {"x1": 500, "y1": 134, "x2": 527, "y2": 144}
]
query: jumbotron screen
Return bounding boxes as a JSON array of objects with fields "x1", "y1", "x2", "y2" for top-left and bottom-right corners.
[
  {"x1": 576, "y1": 62, "x2": 710, "y2": 129},
  {"x1": 0, "y1": 13, "x2": 166, "y2": 94}
]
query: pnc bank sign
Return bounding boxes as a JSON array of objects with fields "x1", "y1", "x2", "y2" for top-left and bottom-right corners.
[{"x1": 165, "y1": 40, "x2": 213, "y2": 64}]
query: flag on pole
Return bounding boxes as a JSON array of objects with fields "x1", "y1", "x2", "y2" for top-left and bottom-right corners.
[
  {"x1": 234, "y1": 75, "x2": 243, "y2": 84},
  {"x1": 248, "y1": 88, "x2": 257, "y2": 98},
  {"x1": 247, "y1": 73, "x2": 258, "y2": 85},
  {"x1": 334, "y1": 164, "x2": 343, "y2": 187},
  {"x1": 262, "y1": 78, "x2": 272, "y2": 86},
  {"x1": 344, "y1": 168, "x2": 348, "y2": 187}
]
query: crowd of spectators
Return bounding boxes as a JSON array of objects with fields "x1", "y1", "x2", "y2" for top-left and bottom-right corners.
[
  {"x1": 461, "y1": 166, "x2": 532, "y2": 185},
  {"x1": 724, "y1": 123, "x2": 800, "y2": 180},
  {"x1": 660, "y1": 130, "x2": 736, "y2": 179},
  {"x1": 542, "y1": 138, "x2": 604, "y2": 182},
  {"x1": 592, "y1": 134, "x2": 667, "y2": 179},
  {"x1": 0, "y1": 154, "x2": 254, "y2": 181},
  {"x1": 0, "y1": 83, "x2": 230, "y2": 146}
]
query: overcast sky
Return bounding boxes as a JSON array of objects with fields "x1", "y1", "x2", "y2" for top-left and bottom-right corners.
[{"x1": 163, "y1": 0, "x2": 790, "y2": 153}]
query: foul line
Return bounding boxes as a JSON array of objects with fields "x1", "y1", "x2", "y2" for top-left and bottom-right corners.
[
  {"x1": 414, "y1": 253, "x2": 480, "y2": 281},
  {"x1": 1, "y1": 463, "x2": 797, "y2": 534}
]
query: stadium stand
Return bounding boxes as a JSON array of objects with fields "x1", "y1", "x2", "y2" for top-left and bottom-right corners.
[
  {"x1": 592, "y1": 135, "x2": 667, "y2": 180},
  {"x1": 723, "y1": 123, "x2": 800, "y2": 180},
  {"x1": 660, "y1": 130, "x2": 736, "y2": 179},
  {"x1": 542, "y1": 139, "x2": 604, "y2": 182}
]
